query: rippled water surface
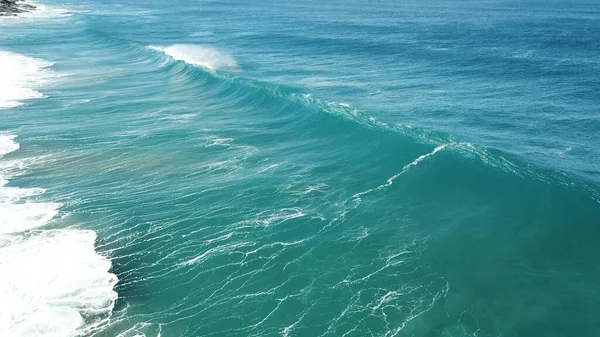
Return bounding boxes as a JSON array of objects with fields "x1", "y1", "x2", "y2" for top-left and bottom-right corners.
[{"x1": 1, "y1": 1, "x2": 599, "y2": 336}]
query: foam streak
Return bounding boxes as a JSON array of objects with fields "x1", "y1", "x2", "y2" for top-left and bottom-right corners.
[{"x1": 352, "y1": 144, "x2": 448, "y2": 201}]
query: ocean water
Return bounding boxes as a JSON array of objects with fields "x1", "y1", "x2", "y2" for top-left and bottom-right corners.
[{"x1": 1, "y1": 0, "x2": 599, "y2": 336}]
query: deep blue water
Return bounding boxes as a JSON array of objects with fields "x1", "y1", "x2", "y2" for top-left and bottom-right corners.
[{"x1": 1, "y1": 0, "x2": 599, "y2": 336}]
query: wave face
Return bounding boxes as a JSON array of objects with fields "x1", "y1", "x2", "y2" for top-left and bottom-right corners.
[{"x1": 2, "y1": 1, "x2": 600, "y2": 337}]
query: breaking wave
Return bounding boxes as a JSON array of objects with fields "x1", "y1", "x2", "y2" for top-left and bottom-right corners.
[{"x1": 149, "y1": 44, "x2": 240, "y2": 71}]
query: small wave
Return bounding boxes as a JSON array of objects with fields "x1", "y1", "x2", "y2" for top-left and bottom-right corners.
[
  {"x1": 0, "y1": 135, "x2": 19, "y2": 156},
  {"x1": 0, "y1": 51, "x2": 56, "y2": 109},
  {"x1": 149, "y1": 44, "x2": 239, "y2": 71},
  {"x1": 0, "y1": 136, "x2": 118, "y2": 335},
  {"x1": 190, "y1": 31, "x2": 214, "y2": 37}
]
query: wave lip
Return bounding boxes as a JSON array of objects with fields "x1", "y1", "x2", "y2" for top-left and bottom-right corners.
[
  {"x1": 0, "y1": 51, "x2": 56, "y2": 109},
  {"x1": 150, "y1": 44, "x2": 240, "y2": 71}
]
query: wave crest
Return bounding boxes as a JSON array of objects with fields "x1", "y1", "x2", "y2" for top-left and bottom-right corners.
[{"x1": 150, "y1": 44, "x2": 239, "y2": 71}]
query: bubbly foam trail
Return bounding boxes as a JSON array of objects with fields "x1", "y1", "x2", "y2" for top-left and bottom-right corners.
[
  {"x1": 0, "y1": 51, "x2": 56, "y2": 109},
  {"x1": 352, "y1": 144, "x2": 448, "y2": 201},
  {"x1": 149, "y1": 44, "x2": 240, "y2": 71},
  {"x1": 0, "y1": 135, "x2": 118, "y2": 337}
]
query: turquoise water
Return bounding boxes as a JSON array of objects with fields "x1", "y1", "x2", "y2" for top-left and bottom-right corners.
[{"x1": 1, "y1": 1, "x2": 599, "y2": 336}]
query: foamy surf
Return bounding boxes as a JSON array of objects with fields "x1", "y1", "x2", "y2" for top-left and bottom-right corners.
[
  {"x1": 149, "y1": 44, "x2": 240, "y2": 71},
  {"x1": 0, "y1": 48, "x2": 117, "y2": 335},
  {"x1": 1, "y1": 122, "x2": 117, "y2": 337},
  {"x1": 0, "y1": 51, "x2": 56, "y2": 109},
  {"x1": 0, "y1": 230, "x2": 118, "y2": 337},
  {"x1": 0, "y1": 135, "x2": 118, "y2": 337},
  {"x1": 0, "y1": 1, "x2": 72, "y2": 20}
]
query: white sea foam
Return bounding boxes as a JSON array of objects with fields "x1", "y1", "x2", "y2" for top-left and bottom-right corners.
[
  {"x1": 150, "y1": 44, "x2": 239, "y2": 71},
  {"x1": 0, "y1": 135, "x2": 118, "y2": 337},
  {"x1": 0, "y1": 1, "x2": 72, "y2": 20},
  {"x1": 0, "y1": 201, "x2": 61, "y2": 234},
  {"x1": 0, "y1": 135, "x2": 20, "y2": 156},
  {"x1": 0, "y1": 230, "x2": 118, "y2": 337},
  {"x1": 352, "y1": 144, "x2": 448, "y2": 201},
  {"x1": 0, "y1": 51, "x2": 56, "y2": 109}
]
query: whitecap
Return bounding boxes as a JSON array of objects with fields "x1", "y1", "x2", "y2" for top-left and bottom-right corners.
[
  {"x1": 0, "y1": 51, "x2": 56, "y2": 109},
  {"x1": 0, "y1": 230, "x2": 118, "y2": 337},
  {"x1": 149, "y1": 44, "x2": 240, "y2": 71}
]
